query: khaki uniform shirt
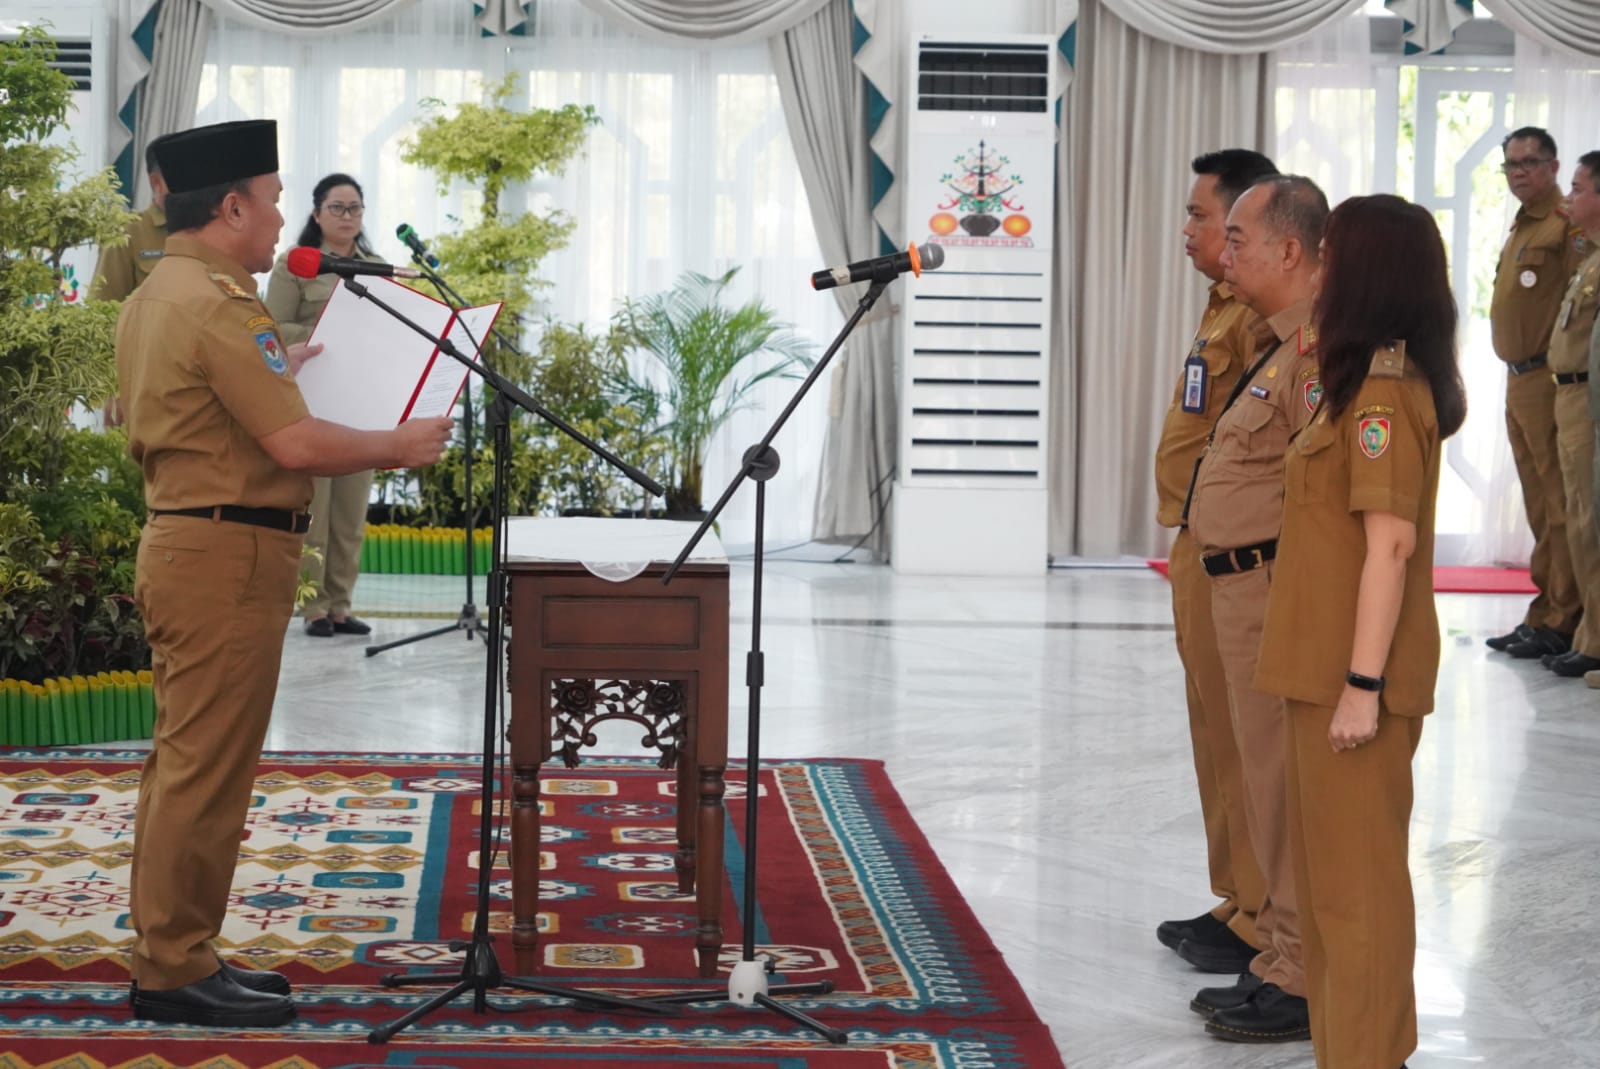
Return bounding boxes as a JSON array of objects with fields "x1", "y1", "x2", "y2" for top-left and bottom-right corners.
[
  {"x1": 263, "y1": 244, "x2": 384, "y2": 345},
  {"x1": 1256, "y1": 344, "x2": 1440, "y2": 717},
  {"x1": 116, "y1": 234, "x2": 313, "y2": 512},
  {"x1": 1153, "y1": 282, "x2": 1258, "y2": 528},
  {"x1": 1550, "y1": 248, "x2": 1600, "y2": 375},
  {"x1": 1491, "y1": 186, "x2": 1586, "y2": 365},
  {"x1": 91, "y1": 204, "x2": 169, "y2": 302},
  {"x1": 1185, "y1": 299, "x2": 1320, "y2": 555}
]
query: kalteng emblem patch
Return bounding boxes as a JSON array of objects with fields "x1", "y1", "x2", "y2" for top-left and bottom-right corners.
[{"x1": 1359, "y1": 417, "x2": 1391, "y2": 459}]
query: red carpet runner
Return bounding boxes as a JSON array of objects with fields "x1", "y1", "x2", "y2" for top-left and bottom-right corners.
[{"x1": 0, "y1": 751, "x2": 1063, "y2": 1068}]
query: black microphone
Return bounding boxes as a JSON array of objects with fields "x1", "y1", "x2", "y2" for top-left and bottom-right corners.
[
  {"x1": 811, "y1": 242, "x2": 944, "y2": 291},
  {"x1": 396, "y1": 222, "x2": 441, "y2": 269},
  {"x1": 286, "y1": 246, "x2": 423, "y2": 280}
]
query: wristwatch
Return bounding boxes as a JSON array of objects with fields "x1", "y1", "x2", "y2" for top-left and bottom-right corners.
[{"x1": 1345, "y1": 671, "x2": 1385, "y2": 692}]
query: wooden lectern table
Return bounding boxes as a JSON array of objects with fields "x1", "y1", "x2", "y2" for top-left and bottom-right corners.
[{"x1": 502, "y1": 518, "x2": 728, "y2": 978}]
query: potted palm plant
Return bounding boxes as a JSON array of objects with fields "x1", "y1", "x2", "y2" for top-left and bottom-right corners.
[{"x1": 613, "y1": 268, "x2": 814, "y2": 516}]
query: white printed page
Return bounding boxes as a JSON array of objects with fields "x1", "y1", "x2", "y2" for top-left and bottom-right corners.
[
  {"x1": 296, "y1": 278, "x2": 454, "y2": 430},
  {"x1": 403, "y1": 302, "x2": 503, "y2": 420}
]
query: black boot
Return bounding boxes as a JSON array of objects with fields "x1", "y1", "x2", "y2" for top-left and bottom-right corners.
[
  {"x1": 1190, "y1": 971, "x2": 1263, "y2": 1018},
  {"x1": 1157, "y1": 910, "x2": 1229, "y2": 952},
  {"x1": 1176, "y1": 925, "x2": 1259, "y2": 973},
  {"x1": 130, "y1": 968, "x2": 295, "y2": 1027},
  {"x1": 1205, "y1": 982, "x2": 1310, "y2": 1043}
]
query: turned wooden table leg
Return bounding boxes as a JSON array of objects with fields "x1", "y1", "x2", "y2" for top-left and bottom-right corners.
[
  {"x1": 510, "y1": 760, "x2": 543, "y2": 976},
  {"x1": 674, "y1": 713, "x2": 696, "y2": 896},
  {"x1": 694, "y1": 762, "x2": 727, "y2": 978}
]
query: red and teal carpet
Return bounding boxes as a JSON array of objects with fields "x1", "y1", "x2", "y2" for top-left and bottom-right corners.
[{"x1": 0, "y1": 751, "x2": 1063, "y2": 1067}]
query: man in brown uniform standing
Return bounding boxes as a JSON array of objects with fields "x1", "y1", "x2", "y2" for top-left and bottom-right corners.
[
  {"x1": 1487, "y1": 127, "x2": 1588, "y2": 659},
  {"x1": 118, "y1": 120, "x2": 452, "y2": 1027},
  {"x1": 93, "y1": 139, "x2": 173, "y2": 303},
  {"x1": 1183, "y1": 176, "x2": 1328, "y2": 1044},
  {"x1": 1543, "y1": 151, "x2": 1600, "y2": 679},
  {"x1": 1154, "y1": 150, "x2": 1278, "y2": 976}
]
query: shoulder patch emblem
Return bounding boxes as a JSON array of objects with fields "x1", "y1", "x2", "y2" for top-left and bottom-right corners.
[
  {"x1": 1359, "y1": 417, "x2": 1391, "y2": 459},
  {"x1": 256, "y1": 331, "x2": 287, "y2": 375},
  {"x1": 1304, "y1": 379, "x2": 1322, "y2": 413},
  {"x1": 209, "y1": 271, "x2": 254, "y2": 301},
  {"x1": 245, "y1": 315, "x2": 276, "y2": 333}
]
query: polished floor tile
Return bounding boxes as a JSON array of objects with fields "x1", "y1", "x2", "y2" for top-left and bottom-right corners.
[{"x1": 227, "y1": 565, "x2": 1600, "y2": 1065}]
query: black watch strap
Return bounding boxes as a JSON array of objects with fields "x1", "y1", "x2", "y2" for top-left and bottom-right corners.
[{"x1": 1345, "y1": 671, "x2": 1386, "y2": 692}]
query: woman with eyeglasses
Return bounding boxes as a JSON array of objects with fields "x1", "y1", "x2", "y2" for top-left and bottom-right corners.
[{"x1": 265, "y1": 173, "x2": 382, "y2": 638}]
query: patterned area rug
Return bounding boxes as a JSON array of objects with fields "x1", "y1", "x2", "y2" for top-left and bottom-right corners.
[{"x1": 0, "y1": 751, "x2": 1063, "y2": 1068}]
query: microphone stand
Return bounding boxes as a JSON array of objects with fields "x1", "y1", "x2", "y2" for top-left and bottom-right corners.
[
  {"x1": 328, "y1": 273, "x2": 672, "y2": 1043},
  {"x1": 364, "y1": 256, "x2": 506, "y2": 658},
  {"x1": 644, "y1": 272, "x2": 898, "y2": 1045}
]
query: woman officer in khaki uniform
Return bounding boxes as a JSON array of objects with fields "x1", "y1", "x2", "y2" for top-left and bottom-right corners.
[
  {"x1": 264, "y1": 173, "x2": 383, "y2": 637},
  {"x1": 1254, "y1": 195, "x2": 1467, "y2": 1069}
]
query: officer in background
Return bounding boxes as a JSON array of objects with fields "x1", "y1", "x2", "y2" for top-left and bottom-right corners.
[
  {"x1": 1153, "y1": 150, "x2": 1277, "y2": 977},
  {"x1": 1486, "y1": 127, "x2": 1587, "y2": 658},
  {"x1": 118, "y1": 120, "x2": 452, "y2": 1027},
  {"x1": 92, "y1": 134, "x2": 175, "y2": 426},
  {"x1": 1183, "y1": 176, "x2": 1327, "y2": 1044},
  {"x1": 1543, "y1": 150, "x2": 1600, "y2": 679}
]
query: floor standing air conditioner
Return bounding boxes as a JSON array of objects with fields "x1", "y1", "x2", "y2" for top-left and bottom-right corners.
[{"x1": 891, "y1": 35, "x2": 1056, "y2": 575}]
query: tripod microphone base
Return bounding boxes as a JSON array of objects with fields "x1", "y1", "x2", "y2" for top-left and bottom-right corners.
[
  {"x1": 368, "y1": 936, "x2": 675, "y2": 1043},
  {"x1": 646, "y1": 965, "x2": 845, "y2": 1044},
  {"x1": 364, "y1": 603, "x2": 490, "y2": 658}
]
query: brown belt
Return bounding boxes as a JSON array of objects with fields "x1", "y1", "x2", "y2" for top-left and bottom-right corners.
[
  {"x1": 149, "y1": 506, "x2": 311, "y2": 534},
  {"x1": 1201, "y1": 539, "x2": 1277, "y2": 577}
]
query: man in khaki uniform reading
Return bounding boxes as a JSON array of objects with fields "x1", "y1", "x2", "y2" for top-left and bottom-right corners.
[
  {"x1": 118, "y1": 120, "x2": 452, "y2": 1027},
  {"x1": 1183, "y1": 176, "x2": 1328, "y2": 1045},
  {"x1": 1153, "y1": 150, "x2": 1277, "y2": 978},
  {"x1": 1486, "y1": 127, "x2": 1588, "y2": 659},
  {"x1": 1543, "y1": 150, "x2": 1600, "y2": 679}
]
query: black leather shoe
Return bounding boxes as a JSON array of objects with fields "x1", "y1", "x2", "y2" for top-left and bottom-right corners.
[
  {"x1": 1551, "y1": 652, "x2": 1600, "y2": 677},
  {"x1": 331, "y1": 615, "x2": 371, "y2": 636},
  {"x1": 1205, "y1": 982, "x2": 1310, "y2": 1042},
  {"x1": 1176, "y1": 925, "x2": 1259, "y2": 973},
  {"x1": 1487, "y1": 623, "x2": 1535, "y2": 650},
  {"x1": 130, "y1": 968, "x2": 295, "y2": 1027},
  {"x1": 304, "y1": 616, "x2": 334, "y2": 637},
  {"x1": 129, "y1": 959, "x2": 290, "y2": 1003},
  {"x1": 1190, "y1": 971, "x2": 1263, "y2": 1017},
  {"x1": 1505, "y1": 627, "x2": 1572, "y2": 658},
  {"x1": 1157, "y1": 910, "x2": 1228, "y2": 952}
]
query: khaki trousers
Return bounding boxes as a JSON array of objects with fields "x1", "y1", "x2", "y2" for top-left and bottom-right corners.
[
  {"x1": 1553, "y1": 385, "x2": 1600, "y2": 657},
  {"x1": 129, "y1": 515, "x2": 302, "y2": 989},
  {"x1": 1209, "y1": 564, "x2": 1303, "y2": 996},
  {"x1": 1506, "y1": 370, "x2": 1581, "y2": 632},
  {"x1": 1168, "y1": 529, "x2": 1265, "y2": 944},
  {"x1": 301, "y1": 470, "x2": 373, "y2": 618},
  {"x1": 1286, "y1": 700, "x2": 1423, "y2": 1069}
]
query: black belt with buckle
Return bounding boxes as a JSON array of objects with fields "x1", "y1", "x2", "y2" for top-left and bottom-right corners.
[
  {"x1": 1554, "y1": 371, "x2": 1590, "y2": 386},
  {"x1": 1507, "y1": 352, "x2": 1549, "y2": 376},
  {"x1": 1201, "y1": 539, "x2": 1278, "y2": 577},
  {"x1": 149, "y1": 506, "x2": 311, "y2": 534}
]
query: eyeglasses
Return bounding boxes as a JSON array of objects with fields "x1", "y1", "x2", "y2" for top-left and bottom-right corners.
[
  {"x1": 1501, "y1": 157, "x2": 1553, "y2": 176},
  {"x1": 321, "y1": 202, "x2": 364, "y2": 218}
]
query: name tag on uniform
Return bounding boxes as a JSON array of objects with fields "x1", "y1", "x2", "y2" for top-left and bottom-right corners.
[
  {"x1": 138, "y1": 249, "x2": 164, "y2": 260},
  {"x1": 1181, "y1": 351, "x2": 1208, "y2": 414},
  {"x1": 1557, "y1": 299, "x2": 1573, "y2": 332},
  {"x1": 1249, "y1": 385, "x2": 1269, "y2": 399}
]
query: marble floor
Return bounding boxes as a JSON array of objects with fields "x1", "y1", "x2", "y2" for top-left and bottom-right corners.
[{"x1": 251, "y1": 562, "x2": 1599, "y2": 1068}]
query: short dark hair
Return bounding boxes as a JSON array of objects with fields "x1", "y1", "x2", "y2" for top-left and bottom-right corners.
[
  {"x1": 1503, "y1": 126, "x2": 1557, "y2": 158},
  {"x1": 1192, "y1": 149, "x2": 1279, "y2": 210},
  {"x1": 1314, "y1": 194, "x2": 1465, "y2": 439},
  {"x1": 1254, "y1": 175, "x2": 1329, "y2": 260},
  {"x1": 164, "y1": 179, "x2": 252, "y2": 232},
  {"x1": 1577, "y1": 151, "x2": 1600, "y2": 192}
]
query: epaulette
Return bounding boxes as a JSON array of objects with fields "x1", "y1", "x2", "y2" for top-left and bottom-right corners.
[
  {"x1": 208, "y1": 271, "x2": 255, "y2": 301},
  {"x1": 1297, "y1": 323, "x2": 1317, "y2": 355},
  {"x1": 1369, "y1": 340, "x2": 1406, "y2": 379}
]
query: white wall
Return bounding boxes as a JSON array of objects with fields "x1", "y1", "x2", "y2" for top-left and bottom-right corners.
[{"x1": 905, "y1": 0, "x2": 1046, "y2": 36}]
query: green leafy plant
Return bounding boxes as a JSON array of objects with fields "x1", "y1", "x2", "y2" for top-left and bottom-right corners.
[
  {"x1": 0, "y1": 27, "x2": 148, "y2": 684},
  {"x1": 614, "y1": 269, "x2": 815, "y2": 514}
]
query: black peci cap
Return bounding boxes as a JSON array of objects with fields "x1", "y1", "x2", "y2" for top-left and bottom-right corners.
[{"x1": 153, "y1": 120, "x2": 279, "y2": 194}]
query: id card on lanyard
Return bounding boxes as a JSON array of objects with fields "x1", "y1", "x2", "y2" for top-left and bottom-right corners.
[{"x1": 1181, "y1": 338, "x2": 1209, "y2": 414}]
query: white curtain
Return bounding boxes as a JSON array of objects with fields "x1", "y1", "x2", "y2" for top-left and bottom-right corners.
[
  {"x1": 113, "y1": 0, "x2": 161, "y2": 194},
  {"x1": 1482, "y1": 0, "x2": 1600, "y2": 58},
  {"x1": 1098, "y1": 0, "x2": 1366, "y2": 52},
  {"x1": 131, "y1": 0, "x2": 214, "y2": 209},
  {"x1": 1385, "y1": 0, "x2": 1473, "y2": 55},
  {"x1": 573, "y1": 0, "x2": 833, "y2": 45},
  {"x1": 1055, "y1": 0, "x2": 1271, "y2": 558},
  {"x1": 1273, "y1": 9, "x2": 1378, "y2": 207},
  {"x1": 196, "y1": 0, "x2": 417, "y2": 33}
]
